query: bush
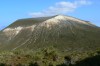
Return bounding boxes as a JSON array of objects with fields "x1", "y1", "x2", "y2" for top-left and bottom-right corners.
[{"x1": 0, "y1": 47, "x2": 99, "y2": 66}]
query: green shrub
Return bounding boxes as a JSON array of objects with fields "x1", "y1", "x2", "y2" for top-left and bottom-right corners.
[{"x1": 0, "y1": 47, "x2": 99, "y2": 66}]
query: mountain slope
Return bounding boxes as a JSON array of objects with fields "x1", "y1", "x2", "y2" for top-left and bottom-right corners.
[{"x1": 0, "y1": 15, "x2": 100, "y2": 51}]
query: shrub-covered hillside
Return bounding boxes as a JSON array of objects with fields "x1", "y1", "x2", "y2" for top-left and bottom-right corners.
[{"x1": 0, "y1": 47, "x2": 100, "y2": 66}]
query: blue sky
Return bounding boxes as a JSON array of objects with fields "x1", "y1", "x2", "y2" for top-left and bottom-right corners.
[{"x1": 0, "y1": 0, "x2": 100, "y2": 30}]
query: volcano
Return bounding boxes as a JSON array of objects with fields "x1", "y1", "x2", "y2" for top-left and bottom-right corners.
[{"x1": 0, "y1": 15, "x2": 100, "y2": 51}]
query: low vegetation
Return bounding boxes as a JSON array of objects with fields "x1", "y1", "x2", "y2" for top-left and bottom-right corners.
[{"x1": 0, "y1": 47, "x2": 100, "y2": 66}]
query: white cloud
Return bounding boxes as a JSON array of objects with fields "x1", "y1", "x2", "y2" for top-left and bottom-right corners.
[
  {"x1": 75, "y1": 0, "x2": 92, "y2": 6},
  {"x1": 29, "y1": 0, "x2": 92, "y2": 17}
]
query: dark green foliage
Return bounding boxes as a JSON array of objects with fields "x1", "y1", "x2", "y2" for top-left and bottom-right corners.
[
  {"x1": 0, "y1": 47, "x2": 99, "y2": 66},
  {"x1": 57, "y1": 64, "x2": 68, "y2": 66},
  {"x1": 0, "y1": 63, "x2": 6, "y2": 66},
  {"x1": 74, "y1": 55, "x2": 100, "y2": 66},
  {"x1": 29, "y1": 62, "x2": 39, "y2": 66},
  {"x1": 0, "y1": 47, "x2": 61, "y2": 66}
]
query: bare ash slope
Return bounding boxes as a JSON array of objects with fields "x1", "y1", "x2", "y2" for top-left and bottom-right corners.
[{"x1": 0, "y1": 15, "x2": 100, "y2": 51}]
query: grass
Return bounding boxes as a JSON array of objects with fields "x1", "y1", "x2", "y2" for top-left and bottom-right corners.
[{"x1": 0, "y1": 47, "x2": 100, "y2": 66}]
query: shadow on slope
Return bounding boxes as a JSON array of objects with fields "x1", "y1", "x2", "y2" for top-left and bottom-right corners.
[
  {"x1": 57, "y1": 54, "x2": 100, "y2": 66},
  {"x1": 74, "y1": 55, "x2": 100, "y2": 66}
]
